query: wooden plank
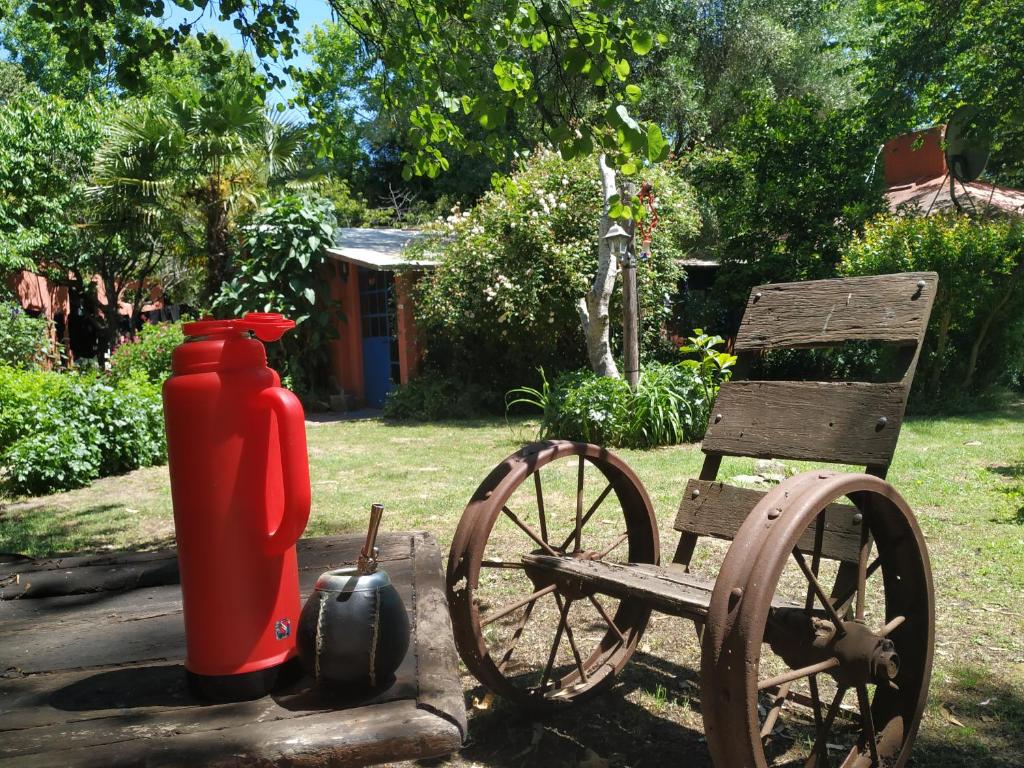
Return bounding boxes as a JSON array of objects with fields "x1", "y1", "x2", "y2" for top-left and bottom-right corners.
[
  {"x1": 409, "y1": 534, "x2": 468, "y2": 740},
  {"x1": 734, "y1": 271, "x2": 937, "y2": 351},
  {"x1": 673, "y1": 480, "x2": 866, "y2": 563},
  {"x1": 0, "y1": 698, "x2": 460, "y2": 768},
  {"x1": 0, "y1": 533, "x2": 466, "y2": 767},
  {"x1": 0, "y1": 536, "x2": 416, "y2": 674},
  {"x1": 522, "y1": 555, "x2": 715, "y2": 619},
  {"x1": 702, "y1": 381, "x2": 906, "y2": 466}
]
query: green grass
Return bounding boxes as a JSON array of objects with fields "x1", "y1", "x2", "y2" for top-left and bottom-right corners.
[{"x1": 1, "y1": 403, "x2": 1022, "y2": 766}]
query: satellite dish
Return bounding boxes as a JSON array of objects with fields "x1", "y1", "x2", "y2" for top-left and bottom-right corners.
[{"x1": 945, "y1": 105, "x2": 991, "y2": 182}]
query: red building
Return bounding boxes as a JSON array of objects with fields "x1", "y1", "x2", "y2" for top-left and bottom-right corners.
[{"x1": 324, "y1": 228, "x2": 436, "y2": 409}]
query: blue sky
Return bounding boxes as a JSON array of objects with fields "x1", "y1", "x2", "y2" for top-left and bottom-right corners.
[{"x1": 161, "y1": 0, "x2": 335, "y2": 112}]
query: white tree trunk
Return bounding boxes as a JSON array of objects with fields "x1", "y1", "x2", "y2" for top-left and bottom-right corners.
[{"x1": 578, "y1": 154, "x2": 620, "y2": 378}]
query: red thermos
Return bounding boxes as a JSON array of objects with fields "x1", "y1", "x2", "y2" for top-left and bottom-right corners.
[{"x1": 163, "y1": 313, "x2": 311, "y2": 701}]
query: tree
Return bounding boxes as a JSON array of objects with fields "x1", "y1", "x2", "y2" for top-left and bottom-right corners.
[
  {"x1": 92, "y1": 39, "x2": 304, "y2": 305},
  {"x1": 0, "y1": 90, "x2": 164, "y2": 359},
  {"x1": 859, "y1": 0, "x2": 1024, "y2": 186}
]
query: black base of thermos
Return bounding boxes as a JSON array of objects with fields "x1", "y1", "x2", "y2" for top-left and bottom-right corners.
[{"x1": 186, "y1": 656, "x2": 302, "y2": 702}]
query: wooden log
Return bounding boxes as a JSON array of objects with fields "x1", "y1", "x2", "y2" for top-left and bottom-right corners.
[
  {"x1": 702, "y1": 381, "x2": 906, "y2": 466},
  {"x1": 673, "y1": 479, "x2": 866, "y2": 563},
  {"x1": 735, "y1": 272, "x2": 937, "y2": 351}
]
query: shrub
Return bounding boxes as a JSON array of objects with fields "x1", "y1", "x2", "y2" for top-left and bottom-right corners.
[
  {"x1": 382, "y1": 373, "x2": 499, "y2": 421},
  {"x1": 841, "y1": 213, "x2": 1024, "y2": 402},
  {"x1": 0, "y1": 301, "x2": 54, "y2": 370},
  {"x1": 214, "y1": 193, "x2": 338, "y2": 402},
  {"x1": 109, "y1": 322, "x2": 184, "y2": 384},
  {"x1": 509, "y1": 331, "x2": 735, "y2": 448},
  {"x1": 411, "y1": 148, "x2": 701, "y2": 394},
  {"x1": 0, "y1": 366, "x2": 166, "y2": 497}
]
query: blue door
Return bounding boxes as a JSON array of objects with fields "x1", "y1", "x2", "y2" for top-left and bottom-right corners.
[{"x1": 359, "y1": 269, "x2": 399, "y2": 408}]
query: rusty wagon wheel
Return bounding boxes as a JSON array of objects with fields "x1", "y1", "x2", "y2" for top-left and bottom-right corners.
[
  {"x1": 702, "y1": 471, "x2": 934, "y2": 768},
  {"x1": 446, "y1": 441, "x2": 659, "y2": 710}
]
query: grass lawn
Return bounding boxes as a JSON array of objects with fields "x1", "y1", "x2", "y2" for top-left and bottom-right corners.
[{"x1": 2, "y1": 403, "x2": 1022, "y2": 766}]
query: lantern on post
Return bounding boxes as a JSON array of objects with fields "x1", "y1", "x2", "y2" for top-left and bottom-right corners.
[{"x1": 604, "y1": 221, "x2": 639, "y2": 389}]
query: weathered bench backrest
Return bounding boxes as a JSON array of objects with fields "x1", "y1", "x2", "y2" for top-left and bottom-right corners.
[{"x1": 673, "y1": 272, "x2": 937, "y2": 563}]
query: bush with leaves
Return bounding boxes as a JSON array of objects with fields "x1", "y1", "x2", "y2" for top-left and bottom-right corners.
[
  {"x1": 214, "y1": 193, "x2": 338, "y2": 403},
  {"x1": 109, "y1": 321, "x2": 184, "y2": 384},
  {"x1": 412, "y1": 148, "x2": 700, "y2": 394},
  {"x1": 509, "y1": 331, "x2": 735, "y2": 448},
  {"x1": 381, "y1": 373, "x2": 500, "y2": 421},
  {"x1": 842, "y1": 213, "x2": 1024, "y2": 403},
  {"x1": 0, "y1": 366, "x2": 166, "y2": 496},
  {"x1": 0, "y1": 301, "x2": 54, "y2": 370}
]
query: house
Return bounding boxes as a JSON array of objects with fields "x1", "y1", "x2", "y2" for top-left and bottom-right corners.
[
  {"x1": 883, "y1": 126, "x2": 1024, "y2": 216},
  {"x1": 324, "y1": 228, "x2": 436, "y2": 409}
]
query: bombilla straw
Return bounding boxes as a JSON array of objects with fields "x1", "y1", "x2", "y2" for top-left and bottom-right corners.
[{"x1": 358, "y1": 503, "x2": 384, "y2": 573}]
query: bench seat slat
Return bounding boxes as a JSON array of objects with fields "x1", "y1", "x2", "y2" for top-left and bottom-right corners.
[
  {"x1": 735, "y1": 271, "x2": 937, "y2": 351},
  {"x1": 673, "y1": 480, "x2": 866, "y2": 563},
  {"x1": 702, "y1": 381, "x2": 906, "y2": 466}
]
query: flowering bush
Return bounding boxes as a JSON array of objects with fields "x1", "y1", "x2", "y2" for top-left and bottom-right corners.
[
  {"x1": 410, "y1": 149, "x2": 700, "y2": 391},
  {"x1": 109, "y1": 321, "x2": 184, "y2": 384}
]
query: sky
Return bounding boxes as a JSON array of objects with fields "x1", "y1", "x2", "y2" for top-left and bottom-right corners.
[{"x1": 160, "y1": 0, "x2": 335, "y2": 113}]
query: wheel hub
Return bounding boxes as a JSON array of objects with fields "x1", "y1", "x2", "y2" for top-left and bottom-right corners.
[{"x1": 833, "y1": 620, "x2": 900, "y2": 687}]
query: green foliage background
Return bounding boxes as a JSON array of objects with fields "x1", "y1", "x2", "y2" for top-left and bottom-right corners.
[{"x1": 411, "y1": 148, "x2": 700, "y2": 393}]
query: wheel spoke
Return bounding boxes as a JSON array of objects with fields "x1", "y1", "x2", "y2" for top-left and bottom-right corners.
[
  {"x1": 595, "y1": 531, "x2": 630, "y2": 560},
  {"x1": 557, "y1": 482, "x2": 614, "y2": 551},
  {"x1": 856, "y1": 508, "x2": 872, "y2": 621},
  {"x1": 834, "y1": 557, "x2": 882, "y2": 616},
  {"x1": 495, "y1": 597, "x2": 539, "y2": 673},
  {"x1": 857, "y1": 683, "x2": 880, "y2": 764},
  {"x1": 804, "y1": 686, "x2": 847, "y2": 768},
  {"x1": 503, "y1": 505, "x2": 559, "y2": 556},
  {"x1": 879, "y1": 615, "x2": 906, "y2": 637},
  {"x1": 555, "y1": 593, "x2": 588, "y2": 683},
  {"x1": 480, "y1": 559, "x2": 526, "y2": 569},
  {"x1": 574, "y1": 456, "x2": 585, "y2": 554},
  {"x1": 806, "y1": 512, "x2": 826, "y2": 612},
  {"x1": 793, "y1": 548, "x2": 846, "y2": 633},
  {"x1": 758, "y1": 657, "x2": 840, "y2": 691},
  {"x1": 809, "y1": 674, "x2": 824, "y2": 732},
  {"x1": 538, "y1": 593, "x2": 571, "y2": 691},
  {"x1": 588, "y1": 594, "x2": 626, "y2": 643},
  {"x1": 534, "y1": 471, "x2": 548, "y2": 543},
  {"x1": 480, "y1": 584, "x2": 557, "y2": 627},
  {"x1": 760, "y1": 681, "x2": 792, "y2": 738}
]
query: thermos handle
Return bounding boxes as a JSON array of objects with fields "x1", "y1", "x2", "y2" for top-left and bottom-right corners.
[{"x1": 258, "y1": 387, "x2": 312, "y2": 555}]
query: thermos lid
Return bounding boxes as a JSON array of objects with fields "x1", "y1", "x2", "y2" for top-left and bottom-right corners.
[
  {"x1": 184, "y1": 313, "x2": 295, "y2": 342},
  {"x1": 314, "y1": 566, "x2": 393, "y2": 594}
]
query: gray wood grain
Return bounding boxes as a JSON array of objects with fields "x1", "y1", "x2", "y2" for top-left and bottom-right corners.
[
  {"x1": 673, "y1": 479, "x2": 866, "y2": 563},
  {"x1": 735, "y1": 272, "x2": 937, "y2": 351},
  {"x1": 702, "y1": 381, "x2": 907, "y2": 465}
]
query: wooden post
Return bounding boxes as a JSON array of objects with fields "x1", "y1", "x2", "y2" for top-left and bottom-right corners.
[{"x1": 622, "y1": 219, "x2": 639, "y2": 390}]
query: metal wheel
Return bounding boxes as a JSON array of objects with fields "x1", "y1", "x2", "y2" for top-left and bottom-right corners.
[
  {"x1": 702, "y1": 471, "x2": 934, "y2": 768},
  {"x1": 446, "y1": 441, "x2": 659, "y2": 710}
]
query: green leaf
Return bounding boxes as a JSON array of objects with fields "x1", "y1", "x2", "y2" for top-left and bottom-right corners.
[
  {"x1": 630, "y1": 31, "x2": 653, "y2": 55},
  {"x1": 646, "y1": 123, "x2": 669, "y2": 162},
  {"x1": 625, "y1": 84, "x2": 641, "y2": 102},
  {"x1": 302, "y1": 287, "x2": 316, "y2": 306},
  {"x1": 615, "y1": 59, "x2": 630, "y2": 79}
]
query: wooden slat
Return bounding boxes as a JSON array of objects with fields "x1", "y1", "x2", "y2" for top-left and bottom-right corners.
[
  {"x1": 734, "y1": 272, "x2": 937, "y2": 352},
  {"x1": 702, "y1": 381, "x2": 906, "y2": 466},
  {"x1": 673, "y1": 480, "x2": 866, "y2": 563}
]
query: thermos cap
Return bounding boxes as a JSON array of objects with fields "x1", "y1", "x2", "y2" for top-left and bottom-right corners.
[
  {"x1": 314, "y1": 566, "x2": 393, "y2": 594},
  {"x1": 184, "y1": 313, "x2": 296, "y2": 342}
]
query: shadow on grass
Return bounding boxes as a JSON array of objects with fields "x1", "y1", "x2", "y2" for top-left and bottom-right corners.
[
  {"x1": 422, "y1": 655, "x2": 1024, "y2": 768},
  {"x1": 0, "y1": 503, "x2": 172, "y2": 559},
  {"x1": 917, "y1": 665, "x2": 1024, "y2": 767},
  {"x1": 987, "y1": 462, "x2": 1024, "y2": 524}
]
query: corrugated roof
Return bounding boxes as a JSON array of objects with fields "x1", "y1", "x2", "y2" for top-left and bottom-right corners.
[{"x1": 326, "y1": 227, "x2": 438, "y2": 270}]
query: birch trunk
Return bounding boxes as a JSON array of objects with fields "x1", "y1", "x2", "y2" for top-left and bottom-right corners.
[{"x1": 578, "y1": 154, "x2": 620, "y2": 378}]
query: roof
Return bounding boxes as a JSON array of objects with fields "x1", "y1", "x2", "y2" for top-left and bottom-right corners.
[
  {"x1": 326, "y1": 227, "x2": 437, "y2": 271},
  {"x1": 885, "y1": 177, "x2": 1024, "y2": 217}
]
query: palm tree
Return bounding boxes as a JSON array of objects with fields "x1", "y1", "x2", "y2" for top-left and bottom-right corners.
[{"x1": 92, "y1": 76, "x2": 304, "y2": 306}]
